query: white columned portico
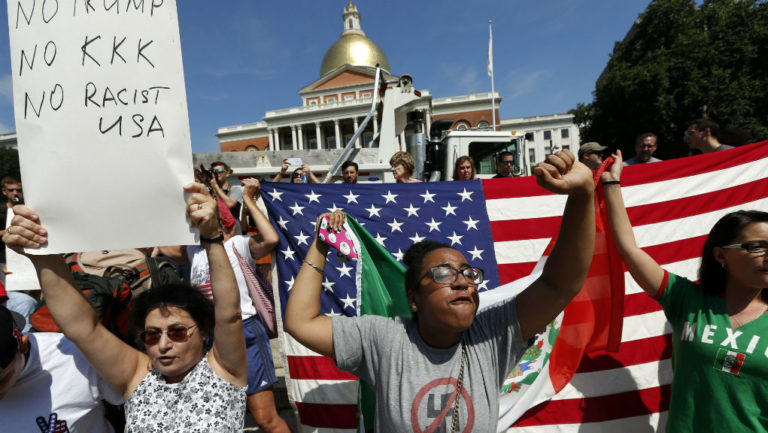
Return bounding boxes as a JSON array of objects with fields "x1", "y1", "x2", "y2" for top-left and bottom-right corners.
[
  {"x1": 353, "y1": 117, "x2": 361, "y2": 148},
  {"x1": 291, "y1": 126, "x2": 298, "y2": 150},
  {"x1": 334, "y1": 119, "x2": 342, "y2": 149},
  {"x1": 315, "y1": 122, "x2": 323, "y2": 150},
  {"x1": 274, "y1": 128, "x2": 281, "y2": 150},
  {"x1": 268, "y1": 128, "x2": 274, "y2": 151},
  {"x1": 297, "y1": 125, "x2": 304, "y2": 150}
]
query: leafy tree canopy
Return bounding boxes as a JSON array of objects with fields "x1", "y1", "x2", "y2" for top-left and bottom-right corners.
[{"x1": 571, "y1": 0, "x2": 768, "y2": 160}]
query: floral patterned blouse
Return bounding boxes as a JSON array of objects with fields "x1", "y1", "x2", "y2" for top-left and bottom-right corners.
[{"x1": 124, "y1": 356, "x2": 246, "y2": 432}]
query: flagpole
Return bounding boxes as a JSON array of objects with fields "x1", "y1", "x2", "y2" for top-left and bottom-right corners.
[{"x1": 488, "y1": 20, "x2": 496, "y2": 130}]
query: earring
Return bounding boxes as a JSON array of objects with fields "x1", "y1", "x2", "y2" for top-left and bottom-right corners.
[
  {"x1": 411, "y1": 304, "x2": 417, "y2": 311},
  {"x1": 721, "y1": 262, "x2": 725, "y2": 269}
]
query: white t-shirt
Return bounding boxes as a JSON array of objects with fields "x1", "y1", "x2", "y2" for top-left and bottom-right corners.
[
  {"x1": 0, "y1": 333, "x2": 122, "y2": 433},
  {"x1": 187, "y1": 235, "x2": 257, "y2": 320}
]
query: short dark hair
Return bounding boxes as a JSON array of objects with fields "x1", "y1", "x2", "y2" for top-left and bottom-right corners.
[
  {"x1": 699, "y1": 210, "x2": 768, "y2": 302},
  {"x1": 341, "y1": 161, "x2": 358, "y2": 172},
  {"x1": 691, "y1": 118, "x2": 720, "y2": 139},
  {"x1": 1, "y1": 176, "x2": 21, "y2": 188},
  {"x1": 497, "y1": 151, "x2": 514, "y2": 162},
  {"x1": 403, "y1": 240, "x2": 453, "y2": 294},
  {"x1": 210, "y1": 161, "x2": 231, "y2": 171},
  {"x1": 129, "y1": 284, "x2": 215, "y2": 348},
  {"x1": 635, "y1": 132, "x2": 657, "y2": 145}
]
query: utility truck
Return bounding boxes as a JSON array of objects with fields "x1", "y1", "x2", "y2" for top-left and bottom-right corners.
[{"x1": 194, "y1": 67, "x2": 531, "y2": 182}]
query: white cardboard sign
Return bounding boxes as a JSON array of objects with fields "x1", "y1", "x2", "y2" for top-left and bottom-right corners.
[
  {"x1": 6, "y1": 0, "x2": 197, "y2": 254},
  {"x1": 4, "y1": 208, "x2": 41, "y2": 291}
]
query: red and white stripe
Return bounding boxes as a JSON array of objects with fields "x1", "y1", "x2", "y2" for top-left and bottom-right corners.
[{"x1": 279, "y1": 141, "x2": 768, "y2": 432}]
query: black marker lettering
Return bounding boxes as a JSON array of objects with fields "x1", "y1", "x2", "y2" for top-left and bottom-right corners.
[
  {"x1": 84, "y1": 82, "x2": 100, "y2": 107},
  {"x1": 41, "y1": 0, "x2": 59, "y2": 23},
  {"x1": 131, "y1": 114, "x2": 144, "y2": 137},
  {"x1": 147, "y1": 115, "x2": 164, "y2": 137},
  {"x1": 116, "y1": 88, "x2": 128, "y2": 105},
  {"x1": 24, "y1": 91, "x2": 45, "y2": 119},
  {"x1": 99, "y1": 116, "x2": 122, "y2": 135},
  {"x1": 111, "y1": 36, "x2": 126, "y2": 64},
  {"x1": 126, "y1": 0, "x2": 144, "y2": 13},
  {"x1": 104, "y1": 0, "x2": 119, "y2": 14},
  {"x1": 150, "y1": 0, "x2": 163, "y2": 16},
  {"x1": 137, "y1": 38, "x2": 154, "y2": 67},
  {"x1": 19, "y1": 45, "x2": 37, "y2": 77},
  {"x1": 101, "y1": 86, "x2": 116, "y2": 106},
  {"x1": 43, "y1": 41, "x2": 57, "y2": 66},
  {"x1": 81, "y1": 35, "x2": 101, "y2": 66},
  {"x1": 49, "y1": 83, "x2": 63, "y2": 111},
  {"x1": 16, "y1": 0, "x2": 35, "y2": 29}
]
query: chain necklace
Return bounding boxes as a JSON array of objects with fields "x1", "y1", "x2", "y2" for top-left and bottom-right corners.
[{"x1": 450, "y1": 344, "x2": 467, "y2": 433}]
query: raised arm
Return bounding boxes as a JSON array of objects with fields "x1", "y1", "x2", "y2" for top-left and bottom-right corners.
[
  {"x1": 602, "y1": 151, "x2": 665, "y2": 296},
  {"x1": 283, "y1": 211, "x2": 344, "y2": 357},
  {"x1": 241, "y1": 178, "x2": 279, "y2": 259},
  {"x1": 3, "y1": 206, "x2": 147, "y2": 399},
  {"x1": 271, "y1": 159, "x2": 289, "y2": 183},
  {"x1": 184, "y1": 183, "x2": 248, "y2": 386},
  {"x1": 516, "y1": 150, "x2": 596, "y2": 340},
  {"x1": 303, "y1": 163, "x2": 322, "y2": 184}
]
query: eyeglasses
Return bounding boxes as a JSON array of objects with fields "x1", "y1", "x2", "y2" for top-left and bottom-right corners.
[
  {"x1": 141, "y1": 325, "x2": 198, "y2": 346},
  {"x1": 213, "y1": 168, "x2": 226, "y2": 173},
  {"x1": 722, "y1": 242, "x2": 768, "y2": 255},
  {"x1": 501, "y1": 161, "x2": 515, "y2": 165},
  {"x1": 684, "y1": 130, "x2": 696, "y2": 137},
  {"x1": 418, "y1": 265, "x2": 484, "y2": 285}
]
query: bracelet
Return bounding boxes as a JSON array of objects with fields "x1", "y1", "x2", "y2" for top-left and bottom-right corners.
[
  {"x1": 200, "y1": 231, "x2": 224, "y2": 243},
  {"x1": 303, "y1": 259, "x2": 324, "y2": 275},
  {"x1": 602, "y1": 180, "x2": 621, "y2": 186}
]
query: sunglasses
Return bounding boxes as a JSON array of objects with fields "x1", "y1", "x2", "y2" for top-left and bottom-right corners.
[
  {"x1": 213, "y1": 168, "x2": 226, "y2": 173},
  {"x1": 501, "y1": 161, "x2": 515, "y2": 165},
  {"x1": 141, "y1": 324, "x2": 198, "y2": 346}
]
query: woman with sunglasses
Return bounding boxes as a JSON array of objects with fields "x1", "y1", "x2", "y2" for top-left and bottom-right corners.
[
  {"x1": 3, "y1": 183, "x2": 248, "y2": 432},
  {"x1": 285, "y1": 150, "x2": 596, "y2": 431},
  {"x1": 602, "y1": 151, "x2": 768, "y2": 432}
]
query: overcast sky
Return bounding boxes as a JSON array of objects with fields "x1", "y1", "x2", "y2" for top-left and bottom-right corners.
[{"x1": 0, "y1": 0, "x2": 654, "y2": 153}]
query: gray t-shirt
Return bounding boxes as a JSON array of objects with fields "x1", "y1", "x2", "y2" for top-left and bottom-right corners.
[{"x1": 333, "y1": 297, "x2": 528, "y2": 432}]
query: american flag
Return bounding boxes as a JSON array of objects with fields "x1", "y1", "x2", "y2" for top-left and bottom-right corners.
[{"x1": 261, "y1": 139, "x2": 768, "y2": 432}]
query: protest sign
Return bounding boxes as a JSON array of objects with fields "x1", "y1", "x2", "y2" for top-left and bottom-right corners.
[{"x1": 6, "y1": 0, "x2": 197, "y2": 253}]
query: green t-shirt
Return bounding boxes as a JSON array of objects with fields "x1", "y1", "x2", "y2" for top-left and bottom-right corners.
[{"x1": 656, "y1": 272, "x2": 768, "y2": 432}]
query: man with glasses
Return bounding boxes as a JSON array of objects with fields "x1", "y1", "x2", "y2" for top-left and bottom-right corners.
[
  {"x1": 493, "y1": 151, "x2": 516, "y2": 178},
  {"x1": 578, "y1": 142, "x2": 608, "y2": 170},
  {"x1": 624, "y1": 132, "x2": 662, "y2": 166},
  {"x1": 685, "y1": 118, "x2": 733, "y2": 154}
]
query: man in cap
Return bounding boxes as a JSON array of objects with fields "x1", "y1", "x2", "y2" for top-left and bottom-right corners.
[
  {"x1": 578, "y1": 142, "x2": 608, "y2": 170},
  {"x1": 0, "y1": 305, "x2": 122, "y2": 432}
]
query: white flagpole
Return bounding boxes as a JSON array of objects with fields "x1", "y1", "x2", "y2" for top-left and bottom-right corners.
[{"x1": 488, "y1": 20, "x2": 496, "y2": 130}]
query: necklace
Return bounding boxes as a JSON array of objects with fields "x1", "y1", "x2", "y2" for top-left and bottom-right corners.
[
  {"x1": 450, "y1": 344, "x2": 467, "y2": 433},
  {"x1": 731, "y1": 314, "x2": 743, "y2": 329}
]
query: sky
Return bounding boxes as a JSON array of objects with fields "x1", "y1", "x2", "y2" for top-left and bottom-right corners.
[{"x1": 0, "y1": 0, "x2": 655, "y2": 153}]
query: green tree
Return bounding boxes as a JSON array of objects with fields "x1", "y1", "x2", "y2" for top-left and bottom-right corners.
[{"x1": 576, "y1": 0, "x2": 768, "y2": 160}]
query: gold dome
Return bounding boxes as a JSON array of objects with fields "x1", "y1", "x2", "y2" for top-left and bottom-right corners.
[{"x1": 320, "y1": 33, "x2": 391, "y2": 77}]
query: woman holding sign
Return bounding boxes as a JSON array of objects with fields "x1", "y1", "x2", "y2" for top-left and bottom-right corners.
[
  {"x1": 285, "y1": 150, "x2": 595, "y2": 432},
  {"x1": 3, "y1": 183, "x2": 249, "y2": 432}
]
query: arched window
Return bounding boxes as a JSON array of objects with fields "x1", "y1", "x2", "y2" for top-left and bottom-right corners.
[
  {"x1": 477, "y1": 121, "x2": 490, "y2": 130},
  {"x1": 457, "y1": 124, "x2": 468, "y2": 131}
]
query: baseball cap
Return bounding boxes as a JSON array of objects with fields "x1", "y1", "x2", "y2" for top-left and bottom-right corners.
[
  {"x1": 0, "y1": 305, "x2": 25, "y2": 374},
  {"x1": 578, "y1": 142, "x2": 608, "y2": 158}
]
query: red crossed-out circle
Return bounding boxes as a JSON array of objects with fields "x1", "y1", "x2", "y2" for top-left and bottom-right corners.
[{"x1": 410, "y1": 376, "x2": 475, "y2": 433}]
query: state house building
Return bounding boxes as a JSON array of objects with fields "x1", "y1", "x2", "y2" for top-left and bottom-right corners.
[{"x1": 215, "y1": 3, "x2": 579, "y2": 164}]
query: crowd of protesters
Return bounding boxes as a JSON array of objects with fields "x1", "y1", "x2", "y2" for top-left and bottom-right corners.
[{"x1": 1, "y1": 116, "x2": 765, "y2": 432}]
